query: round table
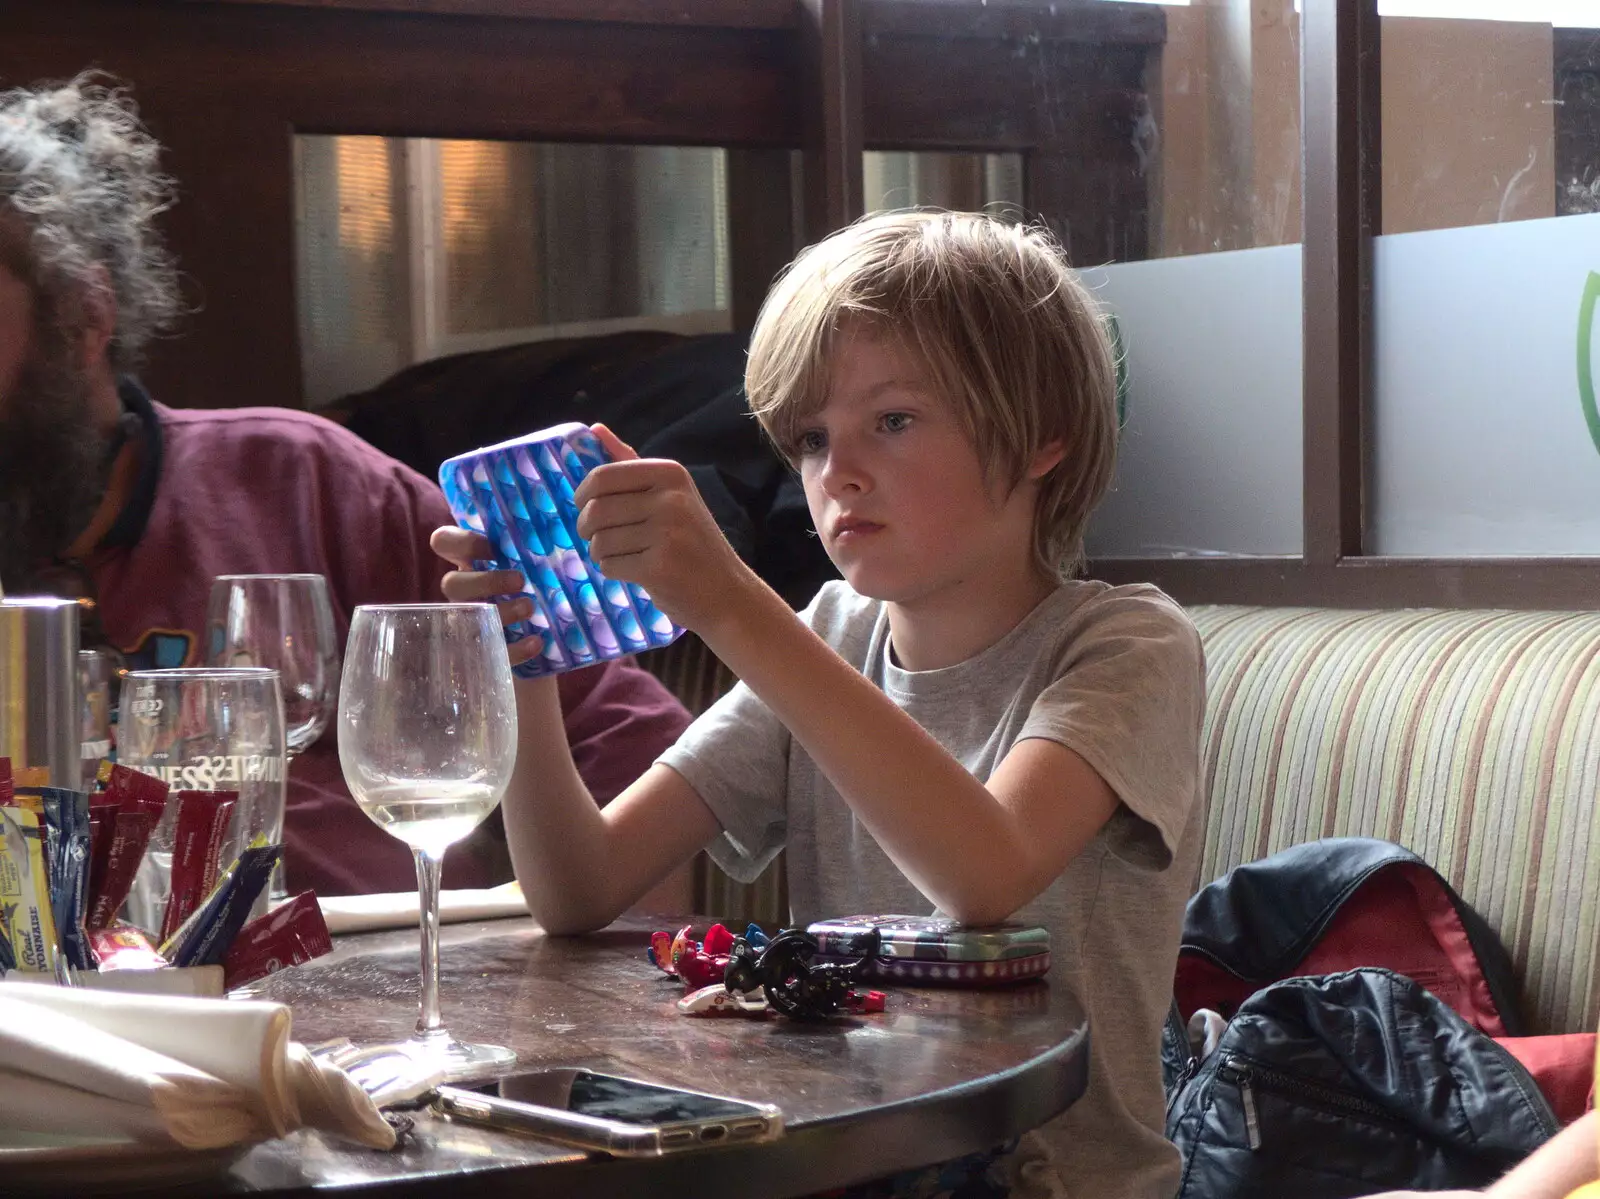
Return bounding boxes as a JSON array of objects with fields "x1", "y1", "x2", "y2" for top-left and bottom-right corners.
[{"x1": 120, "y1": 916, "x2": 1090, "y2": 1197}]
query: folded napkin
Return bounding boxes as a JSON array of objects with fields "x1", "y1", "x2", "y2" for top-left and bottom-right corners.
[
  {"x1": 0, "y1": 982, "x2": 395, "y2": 1152},
  {"x1": 318, "y1": 880, "x2": 529, "y2": 935}
]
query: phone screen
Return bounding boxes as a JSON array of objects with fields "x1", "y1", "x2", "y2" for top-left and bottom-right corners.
[{"x1": 470, "y1": 1070, "x2": 763, "y2": 1126}]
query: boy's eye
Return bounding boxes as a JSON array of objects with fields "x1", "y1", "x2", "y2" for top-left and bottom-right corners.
[
  {"x1": 795, "y1": 429, "x2": 827, "y2": 456},
  {"x1": 880, "y1": 412, "x2": 913, "y2": 433}
]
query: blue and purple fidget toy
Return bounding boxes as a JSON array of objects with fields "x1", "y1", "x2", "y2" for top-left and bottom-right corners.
[{"x1": 438, "y1": 423, "x2": 683, "y2": 678}]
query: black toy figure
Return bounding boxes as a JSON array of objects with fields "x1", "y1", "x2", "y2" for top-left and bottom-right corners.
[{"x1": 724, "y1": 927, "x2": 882, "y2": 1019}]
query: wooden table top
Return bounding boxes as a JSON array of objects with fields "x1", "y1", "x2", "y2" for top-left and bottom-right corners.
[{"x1": 101, "y1": 915, "x2": 1089, "y2": 1198}]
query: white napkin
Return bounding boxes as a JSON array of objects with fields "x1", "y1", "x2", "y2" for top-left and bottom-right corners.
[
  {"x1": 318, "y1": 880, "x2": 529, "y2": 935},
  {"x1": 0, "y1": 982, "x2": 395, "y2": 1152}
]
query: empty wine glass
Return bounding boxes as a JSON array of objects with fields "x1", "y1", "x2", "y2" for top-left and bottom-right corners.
[
  {"x1": 336, "y1": 603, "x2": 518, "y2": 1080},
  {"x1": 205, "y1": 574, "x2": 339, "y2": 757},
  {"x1": 118, "y1": 667, "x2": 287, "y2": 936}
]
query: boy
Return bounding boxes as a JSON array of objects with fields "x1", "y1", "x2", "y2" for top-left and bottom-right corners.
[{"x1": 433, "y1": 210, "x2": 1205, "y2": 1198}]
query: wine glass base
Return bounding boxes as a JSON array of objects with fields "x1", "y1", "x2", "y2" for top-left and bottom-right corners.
[{"x1": 403, "y1": 1031, "x2": 517, "y2": 1084}]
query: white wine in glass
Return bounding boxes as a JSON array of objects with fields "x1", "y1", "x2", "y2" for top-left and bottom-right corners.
[{"x1": 337, "y1": 603, "x2": 518, "y2": 1080}]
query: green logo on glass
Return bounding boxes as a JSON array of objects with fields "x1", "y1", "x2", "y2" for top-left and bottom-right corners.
[{"x1": 1582, "y1": 272, "x2": 1600, "y2": 455}]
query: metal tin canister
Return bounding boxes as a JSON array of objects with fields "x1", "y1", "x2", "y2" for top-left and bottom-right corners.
[{"x1": 0, "y1": 596, "x2": 81, "y2": 789}]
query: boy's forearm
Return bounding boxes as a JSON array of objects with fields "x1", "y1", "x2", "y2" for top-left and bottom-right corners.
[
  {"x1": 1484, "y1": 1110, "x2": 1597, "y2": 1198},
  {"x1": 698, "y1": 574, "x2": 1044, "y2": 923},
  {"x1": 500, "y1": 676, "x2": 624, "y2": 933}
]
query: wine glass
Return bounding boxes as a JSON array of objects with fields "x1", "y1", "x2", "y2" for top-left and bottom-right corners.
[
  {"x1": 78, "y1": 646, "x2": 122, "y2": 788},
  {"x1": 118, "y1": 667, "x2": 287, "y2": 936},
  {"x1": 205, "y1": 574, "x2": 339, "y2": 757},
  {"x1": 336, "y1": 603, "x2": 518, "y2": 1080}
]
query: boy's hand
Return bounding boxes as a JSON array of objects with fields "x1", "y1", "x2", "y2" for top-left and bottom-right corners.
[
  {"x1": 573, "y1": 424, "x2": 753, "y2": 633},
  {"x1": 429, "y1": 525, "x2": 544, "y2": 669}
]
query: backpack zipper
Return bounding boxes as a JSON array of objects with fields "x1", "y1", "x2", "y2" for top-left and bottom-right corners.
[
  {"x1": 1217, "y1": 1055, "x2": 1400, "y2": 1151},
  {"x1": 1237, "y1": 1069, "x2": 1262, "y2": 1149},
  {"x1": 1166, "y1": 1052, "x2": 1202, "y2": 1121}
]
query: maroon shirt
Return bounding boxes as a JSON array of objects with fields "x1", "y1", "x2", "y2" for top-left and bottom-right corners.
[{"x1": 89, "y1": 392, "x2": 692, "y2": 894}]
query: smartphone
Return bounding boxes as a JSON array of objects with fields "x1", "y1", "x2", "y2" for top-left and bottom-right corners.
[{"x1": 431, "y1": 1068, "x2": 784, "y2": 1157}]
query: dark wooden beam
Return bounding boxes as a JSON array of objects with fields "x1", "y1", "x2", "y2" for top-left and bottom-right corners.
[
  {"x1": 800, "y1": 0, "x2": 865, "y2": 242},
  {"x1": 1091, "y1": 557, "x2": 1600, "y2": 612},
  {"x1": 177, "y1": 0, "x2": 797, "y2": 26},
  {"x1": 1300, "y1": 0, "x2": 1380, "y2": 564},
  {"x1": 860, "y1": 3, "x2": 1159, "y2": 263},
  {"x1": 1554, "y1": 27, "x2": 1600, "y2": 217},
  {"x1": 863, "y1": 28, "x2": 1150, "y2": 153},
  {"x1": 863, "y1": 0, "x2": 1163, "y2": 45},
  {"x1": 727, "y1": 149, "x2": 799, "y2": 332}
]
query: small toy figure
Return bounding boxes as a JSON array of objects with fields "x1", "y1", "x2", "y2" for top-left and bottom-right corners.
[
  {"x1": 652, "y1": 922, "x2": 889, "y2": 1020},
  {"x1": 845, "y1": 989, "x2": 887, "y2": 1014},
  {"x1": 724, "y1": 927, "x2": 883, "y2": 1020},
  {"x1": 647, "y1": 929, "x2": 676, "y2": 973},
  {"x1": 677, "y1": 984, "x2": 772, "y2": 1017},
  {"x1": 675, "y1": 947, "x2": 729, "y2": 991},
  {"x1": 648, "y1": 922, "x2": 773, "y2": 990}
]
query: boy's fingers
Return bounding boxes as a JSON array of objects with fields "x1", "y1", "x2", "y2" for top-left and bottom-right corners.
[
  {"x1": 441, "y1": 568, "x2": 525, "y2": 602},
  {"x1": 591, "y1": 422, "x2": 639, "y2": 463},
  {"x1": 508, "y1": 637, "x2": 542, "y2": 667},
  {"x1": 431, "y1": 525, "x2": 494, "y2": 567},
  {"x1": 573, "y1": 457, "x2": 685, "y2": 507},
  {"x1": 495, "y1": 595, "x2": 535, "y2": 630},
  {"x1": 575, "y1": 491, "x2": 654, "y2": 541}
]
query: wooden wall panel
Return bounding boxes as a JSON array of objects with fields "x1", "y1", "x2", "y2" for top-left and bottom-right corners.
[
  {"x1": 861, "y1": 7, "x2": 1157, "y2": 265},
  {"x1": 0, "y1": 0, "x2": 798, "y2": 409}
]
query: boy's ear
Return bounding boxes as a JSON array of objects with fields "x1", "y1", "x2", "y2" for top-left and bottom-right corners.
[{"x1": 1026, "y1": 439, "x2": 1067, "y2": 481}]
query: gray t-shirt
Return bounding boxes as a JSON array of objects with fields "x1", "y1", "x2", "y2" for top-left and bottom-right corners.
[{"x1": 659, "y1": 579, "x2": 1204, "y2": 1199}]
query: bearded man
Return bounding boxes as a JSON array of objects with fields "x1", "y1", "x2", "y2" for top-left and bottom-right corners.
[{"x1": 0, "y1": 74, "x2": 693, "y2": 897}]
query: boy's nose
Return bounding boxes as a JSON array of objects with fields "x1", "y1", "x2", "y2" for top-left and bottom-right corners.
[{"x1": 819, "y1": 448, "x2": 871, "y2": 495}]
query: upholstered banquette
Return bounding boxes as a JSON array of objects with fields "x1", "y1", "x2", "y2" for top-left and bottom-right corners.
[{"x1": 645, "y1": 603, "x2": 1600, "y2": 1034}]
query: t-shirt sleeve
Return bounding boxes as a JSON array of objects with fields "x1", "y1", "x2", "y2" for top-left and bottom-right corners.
[
  {"x1": 1017, "y1": 591, "x2": 1204, "y2": 872},
  {"x1": 657, "y1": 680, "x2": 791, "y2": 884}
]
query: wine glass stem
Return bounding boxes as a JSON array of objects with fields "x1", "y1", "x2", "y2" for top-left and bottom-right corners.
[{"x1": 414, "y1": 847, "x2": 446, "y2": 1037}]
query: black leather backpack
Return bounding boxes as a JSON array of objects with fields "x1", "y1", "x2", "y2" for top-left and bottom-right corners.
[{"x1": 1165, "y1": 967, "x2": 1557, "y2": 1198}]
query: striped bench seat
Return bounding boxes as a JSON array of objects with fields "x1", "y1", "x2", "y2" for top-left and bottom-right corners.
[
  {"x1": 1192, "y1": 604, "x2": 1600, "y2": 1035},
  {"x1": 645, "y1": 605, "x2": 1600, "y2": 1035}
]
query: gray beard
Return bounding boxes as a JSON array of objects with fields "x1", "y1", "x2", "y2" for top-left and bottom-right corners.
[{"x1": 0, "y1": 336, "x2": 114, "y2": 593}]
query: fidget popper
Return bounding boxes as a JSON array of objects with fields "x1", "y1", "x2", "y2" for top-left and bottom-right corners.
[{"x1": 439, "y1": 423, "x2": 683, "y2": 677}]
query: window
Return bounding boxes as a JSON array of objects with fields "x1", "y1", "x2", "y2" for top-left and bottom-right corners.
[
  {"x1": 1369, "y1": 10, "x2": 1600, "y2": 554},
  {"x1": 295, "y1": 138, "x2": 731, "y2": 408}
]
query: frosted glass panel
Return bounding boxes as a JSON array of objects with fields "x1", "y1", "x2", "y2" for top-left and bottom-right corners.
[
  {"x1": 1086, "y1": 244, "x2": 1303, "y2": 558},
  {"x1": 1369, "y1": 214, "x2": 1600, "y2": 555},
  {"x1": 860, "y1": 1, "x2": 1303, "y2": 263},
  {"x1": 294, "y1": 137, "x2": 731, "y2": 408},
  {"x1": 442, "y1": 143, "x2": 728, "y2": 333},
  {"x1": 439, "y1": 140, "x2": 544, "y2": 333},
  {"x1": 1381, "y1": 16, "x2": 1562, "y2": 234},
  {"x1": 1371, "y1": 10, "x2": 1600, "y2": 554},
  {"x1": 863, "y1": 152, "x2": 1023, "y2": 215},
  {"x1": 294, "y1": 136, "x2": 409, "y2": 404}
]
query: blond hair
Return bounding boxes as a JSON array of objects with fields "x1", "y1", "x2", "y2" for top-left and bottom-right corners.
[{"x1": 746, "y1": 209, "x2": 1118, "y2": 578}]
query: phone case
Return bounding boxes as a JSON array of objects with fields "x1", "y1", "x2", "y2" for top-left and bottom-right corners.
[
  {"x1": 432, "y1": 1070, "x2": 784, "y2": 1157},
  {"x1": 439, "y1": 423, "x2": 684, "y2": 678},
  {"x1": 806, "y1": 914, "x2": 1051, "y2": 962},
  {"x1": 809, "y1": 950, "x2": 1053, "y2": 987}
]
